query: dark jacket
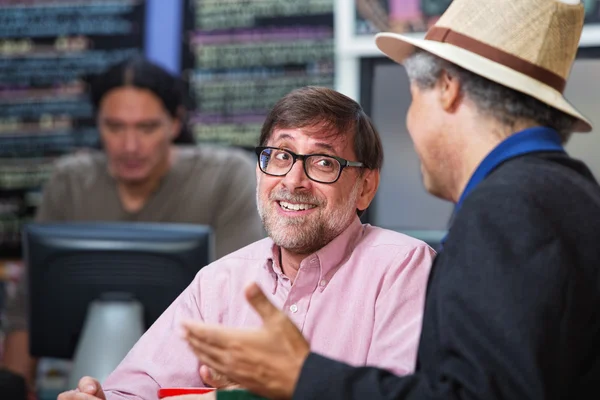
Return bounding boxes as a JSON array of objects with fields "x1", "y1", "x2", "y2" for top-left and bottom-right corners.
[{"x1": 295, "y1": 152, "x2": 600, "y2": 400}]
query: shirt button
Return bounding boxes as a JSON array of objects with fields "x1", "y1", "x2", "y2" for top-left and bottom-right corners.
[
  {"x1": 289, "y1": 304, "x2": 298, "y2": 313},
  {"x1": 320, "y1": 280, "x2": 327, "y2": 287}
]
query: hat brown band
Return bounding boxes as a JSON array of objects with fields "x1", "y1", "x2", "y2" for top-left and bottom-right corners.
[{"x1": 425, "y1": 27, "x2": 566, "y2": 93}]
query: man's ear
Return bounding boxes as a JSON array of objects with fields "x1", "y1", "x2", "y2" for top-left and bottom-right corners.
[
  {"x1": 438, "y1": 70, "x2": 461, "y2": 112},
  {"x1": 356, "y1": 169, "x2": 380, "y2": 212},
  {"x1": 171, "y1": 106, "x2": 186, "y2": 140}
]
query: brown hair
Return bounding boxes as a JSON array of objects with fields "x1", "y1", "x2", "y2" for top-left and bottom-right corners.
[
  {"x1": 89, "y1": 56, "x2": 196, "y2": 145},
  {"x1": 259, "y1": 86, "x2": 384, "y2": 170}
]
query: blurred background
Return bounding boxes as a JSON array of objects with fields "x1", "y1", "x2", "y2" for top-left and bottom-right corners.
[
  {"x1": 1, "y1": 1, "x2": 600, "y2": 397},
  {"x1": 2, "y1": 0, "x2": 600, "y2": 259}
]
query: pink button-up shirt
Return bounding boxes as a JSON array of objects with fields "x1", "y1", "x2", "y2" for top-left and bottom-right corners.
[{"x1": 103, "y1": 217, "x2": 435, "y2": 399}]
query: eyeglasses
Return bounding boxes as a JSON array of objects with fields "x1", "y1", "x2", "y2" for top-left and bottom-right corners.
[{"x1": 255, "y1": 146, "x2": 364, "y2": 184}]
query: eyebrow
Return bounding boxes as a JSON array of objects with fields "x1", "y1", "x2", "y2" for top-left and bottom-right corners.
[
  {"x1": 100, "y1": 118, "x2": 124, "y2": 125},
  {"x1": 273, "y1": 133, "x2": 337, "y2": 154},
  {"x1": 101, "y1": 118, "x2": 162, "y2": 127},
  {"x1": 136, "y1": 120, "x2": 162, "y2": 128}
]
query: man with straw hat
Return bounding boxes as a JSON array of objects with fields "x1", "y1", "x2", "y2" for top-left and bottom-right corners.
[{"x1": 169, "y1": 0, "x2": 600, "y2": 399}]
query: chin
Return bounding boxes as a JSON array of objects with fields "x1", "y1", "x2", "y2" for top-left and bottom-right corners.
[
  {"x1": 426, "y1": 186, "x2": 444, "y2": 199},
  {"x1": 274, "y1": 238, "x2": 320, "y2": 255},
  {"x1": 422, "y1": 173, "x2": 442, "y2": 198},
  {"x1": 117, "y1": 172, "x2": 150, "y2": 185},
  {"x1": 424, "y1": 179, "x2": 453, "y2": 201}
]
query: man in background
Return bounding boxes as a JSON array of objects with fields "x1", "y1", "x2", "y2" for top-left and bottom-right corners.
[{"x1": 0, "y1": 57, "x2": 263, "y2": 394}]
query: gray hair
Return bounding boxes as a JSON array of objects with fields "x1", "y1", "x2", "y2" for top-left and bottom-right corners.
[{"x1": 403, "y1": 50, "x2": 576, "y2": 142}]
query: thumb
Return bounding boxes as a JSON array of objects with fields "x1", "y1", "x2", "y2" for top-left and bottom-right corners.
[
  {"x1": 245, "y1": 282, "x2": 279, "y2": 322},
  {"x1": 78, "y1": 377, "x2": 105, "y2": 399},
  {"x1": 200, "y1": 365, "x2": 236, "y2": 389},
  {"x1": 199, "y1": 365, "x2": 213, "y2": 385}
]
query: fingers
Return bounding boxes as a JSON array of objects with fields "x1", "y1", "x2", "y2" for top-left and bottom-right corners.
[
  {"x1": 199, "y1": 365, "x2": 218, "y2": 387},
  {"x1": 244, "y1": 283, "x2": 279, "y2": 323},
  {"x1": 58, "y1": 376, "x2": 106, "y2": 400},
  {"x1": 75, "y1": 394, "x2": 104, "y2": 400},
  {"x1": 181, "y1": 321, "x2": 231, "y2": 374},
  {"x1": 57, "y1": 390, "x2": 103, "y2": 400},
  {"x1": 199, "y1": 364, "x2": 212, "y2": 385},
  {"x1": 181, "y1": 321, "x2": 227, "y2": 348},
  {"x1": 57, "y1": 390, "x2": 77, "y2": 400},
  {"x1": 200, "y1": 365, "x2": 238, "y2": 390},
  {"x1": 186, "y1": 334, "x2": 226, "y2": 368},
  {"x1": 56, "y1": 376, "x2": 105, "y2": 400},
  {"x1": 183, "y1": 323, "x2": 248, "y2": 386}
]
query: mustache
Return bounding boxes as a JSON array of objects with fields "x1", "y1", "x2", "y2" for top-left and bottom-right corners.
[
  {"x1": 269, "y1": 190, "x2": 323, "y2": 206},
  {"x1": 116, "y1": 157, "x2": 144, "y2": 161},
  {"x1": 114, "y1": 158, "x2": 145, "y2": 164}
]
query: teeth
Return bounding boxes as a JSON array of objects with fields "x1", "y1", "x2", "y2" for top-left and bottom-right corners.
[{"x1": 280, "y1": 201, "x2": 316, "y2": 211}]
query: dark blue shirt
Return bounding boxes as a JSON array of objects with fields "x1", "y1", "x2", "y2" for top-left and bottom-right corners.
[{"x1": 442, "y1": 126, "x2": 565, "y2": 246}]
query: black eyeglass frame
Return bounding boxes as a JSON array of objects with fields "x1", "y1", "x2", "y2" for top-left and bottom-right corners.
[{"x1": 254, "y1": 146, "x2": 364, "y2": 184}]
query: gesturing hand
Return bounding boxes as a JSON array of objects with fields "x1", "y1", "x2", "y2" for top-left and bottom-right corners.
[{"x1": 182, "y1": 283, "x2": 310, "y2": 400}]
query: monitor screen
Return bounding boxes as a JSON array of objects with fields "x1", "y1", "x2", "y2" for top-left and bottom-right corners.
[{"x1": 23, "y1": 222, "x2": 213, "y2": 360}]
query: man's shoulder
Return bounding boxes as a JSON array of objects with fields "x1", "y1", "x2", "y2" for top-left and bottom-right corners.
[
  {"x1": 202, "y1": 237, "x2": 273, "y2": 273},
  {"x1": 451, "y1": 153, "x2": 600, "y2": 249},
  {"x1": 348, "y1": 225, "x2": 434, "y2": 286},
  {"x1": 468, "y1": 154, "x2": 600, "y2": 210},
  {"x1": 360, "y1": 224, "x2": 435, "y2": 256},
  {"x1": 485, "y1": 153, "x2": 598, "y2": 193},
  {"x1": 176, "y1": 145, "x2": 254, "y2": 173},
  {"x1": 51, "y1": 150, "x2": 107, "y2": 178}
]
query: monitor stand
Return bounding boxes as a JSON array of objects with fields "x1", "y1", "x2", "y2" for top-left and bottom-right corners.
[{"x1": 67, "y1": 293, "x2": 144, "y2": 389}]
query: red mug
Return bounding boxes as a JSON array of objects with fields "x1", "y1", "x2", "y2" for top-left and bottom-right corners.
[{"x1": 158, "y1": 387, "x2": 216, "y2": 398}]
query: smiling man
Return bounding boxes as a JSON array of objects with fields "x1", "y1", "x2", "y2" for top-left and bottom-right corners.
[
  {"x1": 173, "y1": 1, "x2": 600, "y2": 400},
  {"x1": 58, "y1": 86, "x2": 435, "y2": 400}
]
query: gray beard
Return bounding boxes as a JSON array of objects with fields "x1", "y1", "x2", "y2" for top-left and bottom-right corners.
[{"x1": 256, "y1": 182, "x2": 360, "y2": 255}]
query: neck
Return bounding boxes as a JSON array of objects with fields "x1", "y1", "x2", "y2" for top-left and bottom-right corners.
[
  {"x1": 279, "y1": 247, "x2": 310, "y2": 284},
  {"x1": 449, "y1": 115, "x2": 538, "y2": 202},
  {"x1": 116, "y1": 147, "x2": 175, "y2": 213}
]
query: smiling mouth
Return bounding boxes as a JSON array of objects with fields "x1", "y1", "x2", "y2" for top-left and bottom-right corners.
[
  {"x1": 278, "y1": 201, "x2": 317, "y2": 211},
  {"x1": 121, "y1": 160, "x2": 144, "y2": 168}
]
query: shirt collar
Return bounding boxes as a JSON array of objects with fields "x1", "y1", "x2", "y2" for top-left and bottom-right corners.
[
  {"x1": 312, "y1": 216, "x2": 364, "y2": 282},
  {"x1": 440, "y1": 127, "x2": 564, "y2": 248},
  {"x1": 455, "y1": 126, "x2": 565, "y2": 212},
  {"x1": 264, "y1": 216, "x2": 364, "y2": 290}
]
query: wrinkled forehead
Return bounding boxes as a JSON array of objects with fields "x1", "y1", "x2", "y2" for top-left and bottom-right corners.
[{"x1": 269, "y1": 124, "x2": 354, "y2": 155}]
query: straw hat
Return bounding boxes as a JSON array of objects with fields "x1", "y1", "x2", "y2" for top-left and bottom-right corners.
[{"x1": 375, "y1": 0, "x2": 592, "y2": 132}]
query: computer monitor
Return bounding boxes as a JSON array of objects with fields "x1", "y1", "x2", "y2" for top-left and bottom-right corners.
[{"x1": 23, "y1": 222, "x2": 213, "y2": 383}]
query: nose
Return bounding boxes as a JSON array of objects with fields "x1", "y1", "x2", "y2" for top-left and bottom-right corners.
[
  {"x1": 123, "y1": 131, "x2": 140, "y2": 153},
  {"x1": 280, "y1": 158, "x2": 312, "y2": 192}
]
